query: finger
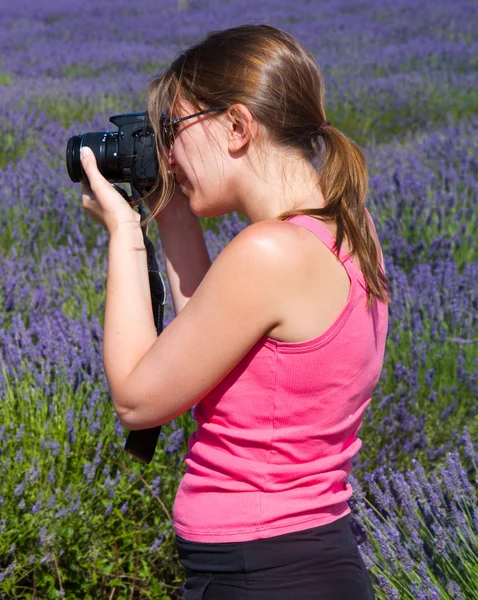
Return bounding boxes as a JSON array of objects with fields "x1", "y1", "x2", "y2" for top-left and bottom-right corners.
[
  {"x1": 81, "y1": 183, "x2": 100, "y2": 212},
  {"x1": 81, "y1": 190, "x2": 94, "y2": 207},
  {"x1": 80, "y1": 147, "x2": 111, "y2": 196},
  {"x1": 81, "y1": 182, "x2": 94, "y2": 199}
]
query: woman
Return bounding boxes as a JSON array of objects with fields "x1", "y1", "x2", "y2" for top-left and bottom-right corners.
[{"x1": 80, "y1": 23, "x2": 389, "y2": 600}]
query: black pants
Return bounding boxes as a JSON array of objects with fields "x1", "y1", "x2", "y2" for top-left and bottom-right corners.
[{"x1": 176, "y1": 514, "x2": 376, "y2": 599}]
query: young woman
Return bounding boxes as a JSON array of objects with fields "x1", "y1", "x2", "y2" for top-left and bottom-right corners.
[{"x1": 81, "y1": 23, "x2": 389, "y2": 600}]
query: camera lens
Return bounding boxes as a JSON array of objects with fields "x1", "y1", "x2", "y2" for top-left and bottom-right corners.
[
  {"x1": 66, "y1": 135, "x2": 83, "y2": 182},
  {"x1": 66, "y1": 131, "x2": 121, "y2": 184}
]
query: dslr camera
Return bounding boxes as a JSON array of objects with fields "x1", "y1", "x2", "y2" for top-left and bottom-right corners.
[{"x1": 66, "y1": 112, "x2": 158, "y2": 193}]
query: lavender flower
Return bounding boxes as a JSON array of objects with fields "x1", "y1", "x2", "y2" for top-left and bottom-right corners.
[
  {"x1": 149, "y1": 532, "x2": 165, "y2": 552},
  {"x1": 165, "y1": 427, "x2": 184, "y2": 454},
  {"x1": 0, "y1": 2, "x2": 477, "y2": 599}
]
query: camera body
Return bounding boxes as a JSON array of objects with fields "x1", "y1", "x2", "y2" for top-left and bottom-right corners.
[{"x1": 66, "y1": 112, "x2": 158, "y2": 193}]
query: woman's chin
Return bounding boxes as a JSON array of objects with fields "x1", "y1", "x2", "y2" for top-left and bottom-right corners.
[
  {"x1": 190, "y1": 204, "x2": 213, "y2": 218},
  {"x1": 188, "y1": 194, "x2": 223, "y2": 218}
]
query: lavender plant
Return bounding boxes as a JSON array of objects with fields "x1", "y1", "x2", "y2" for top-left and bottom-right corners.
[
  {"x1": 348, "y1": 429, "x2": 478, "y2": 599},
  {"x1": 0, "y1": 0, "x2": 477, "y2": 597}
]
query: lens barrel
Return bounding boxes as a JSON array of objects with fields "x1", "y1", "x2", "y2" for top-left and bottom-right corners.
[
  {"x1": 66, "y1": 131, "x2": 121, "y2": 184},
  {"x1": 66, "y1": 113, "x2": 158, "y2": 191},
  {"x1": 66, "y1": 136, "x2": 82, "y2": 183}
]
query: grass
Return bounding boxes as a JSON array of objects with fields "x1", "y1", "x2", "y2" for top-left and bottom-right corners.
[
  {"x1": 362, "y1": 337, "x2": 478, "y2": 472},
  {"x1": 326, "y1": 85, "x2": 478, "y2": 147},
  {"x1": 33, "y1": 95, "x2": 143, "y2": 130},
  {"x1": 0, "y1": 73, "x2": 14, "y2": 85},
  {"x1": 1, "y1": 8, "x2": 477, "y2": 596},
  {"x1": 1, "y1": 364, "x2": 195, "y2": 599},
  {"x1": 61, "y1": 65, "x2": 101, "y2": 79},
  {"x1": 0, "y1": 128, "x2": 36, "y2": 169}
]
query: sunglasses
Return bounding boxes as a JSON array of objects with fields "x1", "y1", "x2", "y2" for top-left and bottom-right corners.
[{"x1": 160, "y1": 106, "x2": 227, "y2": 149}]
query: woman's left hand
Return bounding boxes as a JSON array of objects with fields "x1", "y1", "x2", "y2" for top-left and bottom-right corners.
[{"x1": 80, "y1": 146, "x2": 141, "y2": 235}]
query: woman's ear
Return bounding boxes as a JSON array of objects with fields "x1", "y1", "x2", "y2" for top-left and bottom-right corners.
[{"x1": 227, "y1": 104, "x2": 255, "y2": 153}]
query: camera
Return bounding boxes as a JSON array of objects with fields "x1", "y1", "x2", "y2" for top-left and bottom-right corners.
[{"x1": 66, "y1": 112, "x2": 158, "y2": 193}]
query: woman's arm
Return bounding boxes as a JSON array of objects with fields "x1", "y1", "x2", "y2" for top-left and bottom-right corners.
[
  {"x1": 152, "y1": 195, "x2": 212, "y2": 317},
  {"x1": 116, "y1": 221, "x2": 289, "y2": 428},
  {"x1": 150, "y1": 192, "x2": 211, "y2": 316}
]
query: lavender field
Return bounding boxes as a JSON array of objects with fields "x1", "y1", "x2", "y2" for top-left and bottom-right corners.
[{"x1": 1, "y1": 0, "x2": 477, "y2": 598}]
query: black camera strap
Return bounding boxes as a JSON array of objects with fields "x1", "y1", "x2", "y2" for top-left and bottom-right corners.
[{"x1": 112, "y1": 185, "x2": 166, "y2": 464}]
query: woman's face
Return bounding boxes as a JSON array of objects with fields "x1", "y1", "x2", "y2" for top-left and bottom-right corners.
[{"x1": 166, "y1": 99, "x2": 236, "y2": 217}]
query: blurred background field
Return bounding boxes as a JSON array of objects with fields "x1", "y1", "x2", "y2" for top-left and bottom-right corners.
[{"x1": 0, "y1": 0, "x2": 477, "y2": 598}]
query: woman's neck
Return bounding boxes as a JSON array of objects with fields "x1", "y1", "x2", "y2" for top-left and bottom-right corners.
[{"x1": 234, "y1": 152, "x2": 326, "y2": 223}]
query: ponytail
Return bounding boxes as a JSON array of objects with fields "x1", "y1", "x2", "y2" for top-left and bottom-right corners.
[{"x1": 278, "y1": 125, "x2": 391, "y2": 307}]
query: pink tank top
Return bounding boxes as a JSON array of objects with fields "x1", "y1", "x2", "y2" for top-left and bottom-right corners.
[{"x1": 173, "y1": 212, "x2": 388, "y2": 542}]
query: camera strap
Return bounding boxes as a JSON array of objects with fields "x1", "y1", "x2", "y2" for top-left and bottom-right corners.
[{"x1": 116, "y1": 186, "x2": 166, "y2": 464}]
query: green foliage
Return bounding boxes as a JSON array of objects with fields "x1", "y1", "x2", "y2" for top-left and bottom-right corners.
[
  {"x1": 32, "y1": 95, "x2": 143, "y2": 130},
  {"x1": 61, "y1": 65, "x2": 101, "y2": 79},
  {"x1": 327, "y1": 84, "x2": 478, "y2": 147},
  {"x1": 0, "y1": 73, "x2": 14, "y2": 85},
  {"x1": 1, "y1": 2, "x2": 477, "y2": 598},
  {"x1": 351, "y1": 450, "x2": 478, "y2": 600},
  {"x1": 361, "y1": 338, "x2": 477, "y2": 473},
  {"x1": 0, "y1": 126, "x2": 36, "y2": 169},
  {"x1": 0, "y1": 367, "x2": 197, "y2": 598}
]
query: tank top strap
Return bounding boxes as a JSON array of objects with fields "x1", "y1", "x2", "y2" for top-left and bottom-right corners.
[{"x1": 285, "y1": 214, "x2": 353, "y2": 264}]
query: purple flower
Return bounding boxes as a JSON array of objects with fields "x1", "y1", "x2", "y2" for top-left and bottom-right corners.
[
  {"x1": 0, "y1": 5, "x2": 477, "y2": 600},
  {"x1": 14, "y1": 447, "x2": 23, "y2": 463},
  {"x1": 165, "y1": 427, "x2": 184, "y2": 454},
  {"x1": 149, "y1": 532, "x2": 165, "y2": 553},
  {"x1": 48, "y1": 468, "x2": 55, "y2": 484},
  {"x1": 64, "y1": 485, "x2": 72, "y2": 501},
  {"x1": 38, "y1": 527, "x2": 48, "y2": 546},
  {"x1": 377, "y1": 576, "x2": 400, "y2": 599},
  {"x1": 14, "y1": 482, "x2": 25, "y2": 497},
  {"x1": 15, "y1": 424, "x2": 25, "y2": 442},
  {"x1": 446, "y1": 581, "x2": 464, "y2": 600}
]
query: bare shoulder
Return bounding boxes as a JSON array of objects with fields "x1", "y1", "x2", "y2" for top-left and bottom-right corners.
[
  {"x1": 224, "y1": 219, "x2": 307, "y2": 265},
  {"x1": 220, "y1": 219, "x2": 344, "y2": 345},
  {"x1": 203, "y1": 220, "x2": 305, "y2": 328}
]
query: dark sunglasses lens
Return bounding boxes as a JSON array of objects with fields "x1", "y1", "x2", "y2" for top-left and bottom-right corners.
[
  {"x1": 160, "y1": 113, "x2": 171, "y2": 148},
  {"x1": 160, "y1": 125, "x2": 170, "y2": 149},
  {"x1": 163, "y1": 126, "x2": 170, "y2": 148}
]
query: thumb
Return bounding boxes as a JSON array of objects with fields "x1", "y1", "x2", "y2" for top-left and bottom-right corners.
[{"x1": 80, "y1": 147, "x2": 108, "y2": 193}]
